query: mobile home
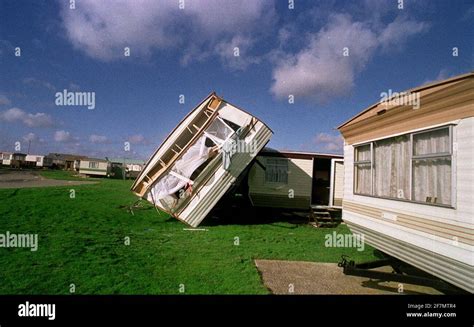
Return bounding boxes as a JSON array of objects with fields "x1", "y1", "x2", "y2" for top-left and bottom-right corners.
[
  {"x1": 132, "y1": 93, "x2": 273, "y2": 227},
  {"x1": 0, "y1": 152, "x2": 12, "y2": 165},
  {"x1": 44, "y1": 153, "x2": 87, "y2": 170},
  {"x1": 109, "y1": 158, "x2": 145, "y2": 179},
  {"x1": 25, "y1": 154, "x2": 44, "y2": 167},
  {"x1": 10, "y1": 153, "x2": 27, "y2": 169},
  {"x1": 338, "y1": 72, "x2": 474, "y2": 292},
  {"x1": 78, "y1": 158, "x2": 109, "y2": 176},
  {"x1": 247, "y1": 148, "x2": 343, "y2": 210}
]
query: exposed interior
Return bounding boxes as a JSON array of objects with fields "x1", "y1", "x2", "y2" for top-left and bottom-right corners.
[
  {"x1": 146, "y1": 115, "x2": 242, "y2": 213},
  {"x1": 311, "y1": 158, "x2": 331, "y2": 205},
  {"x1": 132, "y1": 96, "x2": 222, "y2": 197}
]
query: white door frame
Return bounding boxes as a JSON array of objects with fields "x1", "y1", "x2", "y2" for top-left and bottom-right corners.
[{"x1": 329, "y1": 158, "x2": 344, "y2": 208}]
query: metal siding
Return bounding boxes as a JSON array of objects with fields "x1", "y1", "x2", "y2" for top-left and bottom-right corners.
[
  {"x1": 179, "y1": 124, "x2": 273, "y2": 227},
  {"x1": 248, "y1": 157, "x2": 313, "y2": 209},
  {"x1": 347, "y1": 221, "x2": 473, "y2": 293},
  {"x1": 455, "y1": 117, "x2": 474, "y2": 222}
]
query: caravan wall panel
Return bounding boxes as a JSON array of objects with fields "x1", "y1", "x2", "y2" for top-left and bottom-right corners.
[{"x1": 248, "y1": 157, "x2": 313, "y2": 209}]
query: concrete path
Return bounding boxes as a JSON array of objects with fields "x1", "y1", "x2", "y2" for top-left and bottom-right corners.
[
  {"x1": 255, "y1": 259, "x2": 443, "y2": 295},
  {"x1": 0, "y1": 170, "x2": 97, "y2": 189}
]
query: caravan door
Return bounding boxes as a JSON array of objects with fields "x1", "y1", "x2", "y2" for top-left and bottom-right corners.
[{"x1": 329, "y1": 159, "x2": 344, "y2": 208}]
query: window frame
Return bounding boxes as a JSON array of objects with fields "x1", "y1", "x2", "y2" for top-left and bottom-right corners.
[
  {"x1": 264, "y1": 157, "x2": 289, "y2": 184},
  {"x1": 88, "y1": 161, "x2": 99, "y2": 169},
  {"x1": 353, "y1": 125, "x2": 454, "y2": 208},
  {"x1": 353, "y1": 142, "x2": 373, "y2": 196},
  {"x1": 203, "y1": 116, "x2": 236, "y2": 146}
]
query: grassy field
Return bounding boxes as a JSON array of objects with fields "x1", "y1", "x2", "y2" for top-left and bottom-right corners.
[
  {"x1": 39, "y1": 169, "x2": 91, "y2": 181},
  {"x1": 0, "y1": 171, "x2": 377, "y2": 294}
]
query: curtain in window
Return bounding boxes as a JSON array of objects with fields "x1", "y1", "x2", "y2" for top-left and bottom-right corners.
[
  {"x1": 413, "y1": 158, "x2": 451, "y2": 205},
  {"x1": 265, "y1": 158, "x2": 288, "y2": 183},
  {"x1": 356, "y1": 144, "x2": 371, "y2": 161},
  {"x1": 412, "y1": 128, "x2": 451, "y2": 205},
  {"x1": 354, "y1": 145, "x2": 371, "y2": 194},
  {"x1": 355, "y1": 164, "x2": 371, "y2": 194},
  {"x1": 374, "y1": 136, "x2": 410, "y2": 199},
  {"x1": 413, "y1": 128, "x2": 450, "y2": 155}
]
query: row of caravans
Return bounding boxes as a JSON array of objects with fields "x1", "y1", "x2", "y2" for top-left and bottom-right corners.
[
  {"x1": 0, "y1": 152, "x2": 144, "y2": 178},
  {"x1": 74, "y1": 157, "x2": 145, "y2": 178},
  {"x1": 0, "y1": 153, "x2": 44, "y2": 168},
  {"x1": 133, "y1": 72, "x2": 473, "y2": 293}
]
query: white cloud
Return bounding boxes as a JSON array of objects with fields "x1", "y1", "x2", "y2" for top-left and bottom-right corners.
[
  {"x1": 0, "y1": 94, "x2": 11, "y2": 106},
  {"x1": 58, "y1": 0, "x2": 275, "y2": 64},
  {"x1": 0, "y1": 107, "x2": 55, "y2": 127},
  {"x1": 89, "y1": 134, "x2": 108, "y2": 144},
  {"x1": 22, "y1": 132, "x2": 43, "y2": 143},
  {"x1": 23, "y1": 77, "x2": 56, "y2": 91},
  {"x1": 313, "y1": 132, "x2": 343, "y2": 152},
  {"x1": 378, "y1": 16, "x2": 429, "y2": 51},
  {"x1": 213, "y1": 35, "x2": 261, "y2": 71},
  {"x1": 54, "y1": 130, "x2": 77, "y2": 143},
  {"x1": 271, "y1": 14, "x2": 378, "y2": 102},
  {"x1": 127, "y1": 134, "x2": 147, "y2": 145},
  {"x1": 270, "y1": 14, "x2": 429, "y2": 102},
  {"x1": 69, "y1": 82, "x2": 81, "y2": 91}
]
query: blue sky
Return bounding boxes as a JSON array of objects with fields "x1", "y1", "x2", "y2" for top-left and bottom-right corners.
[{"x1": 0, "y1": 0, "x2": 472, "y2": 160}]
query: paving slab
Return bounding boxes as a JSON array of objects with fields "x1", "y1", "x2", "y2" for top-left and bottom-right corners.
[{"x1": 255, "y1": 259, "x2": 443, "y2": 295}]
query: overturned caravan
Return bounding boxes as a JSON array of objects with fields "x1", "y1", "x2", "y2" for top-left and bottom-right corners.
[{"x1": 131, "y1": 93, "x2": 273, "y2": 227}]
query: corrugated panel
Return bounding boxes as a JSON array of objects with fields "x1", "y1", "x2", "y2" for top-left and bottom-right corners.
[
  {"x1": 250, "y1": 194, "x2": 310, "y2": 209},
  {"x1": 249, "y1": 156, "x2": 313, "y2": 198},
  {"x1": 347, "y1": 221, "x2": 474, "y2": 293},
  {"x1": 455, "y1": 117, "x2": 474, "y2": 219},
  {"x1": 343, "y1": 200, "x2": 474, "y2": 245},
  {"x1": 179, "y1": 124, "x2": 273, "y2": 227},
  {"x1": 341, "y1": 77, "x2": 474, "y2": 144}
]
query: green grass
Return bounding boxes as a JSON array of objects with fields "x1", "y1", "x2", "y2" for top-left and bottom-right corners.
[
  {"x1": 0, "y1": 170, "x2": 377, "y2": 294},
  {"x1": 39, "y1": 169, "x2": 90, "y2": 181}
]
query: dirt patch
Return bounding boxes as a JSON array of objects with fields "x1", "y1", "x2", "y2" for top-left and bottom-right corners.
[
  {"x1": 0, "y1": 170, "x2": 97, "y2": 189},
  {"x1": 255, "y1": 259, "x2": 443, "y2": 295}
]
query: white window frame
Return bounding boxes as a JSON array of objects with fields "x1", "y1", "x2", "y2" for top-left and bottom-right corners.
[
  {"x1": 353, "y1": 125, "x2": 454, "y2": 208},
  {"x1": 264, "y1": 157, "x2": 289, "y2": 184},
  {"x1": 89, "y1": 161, "x2": 99, "y2": 169},
  {"x1": 203, "y1": 116, "x2": 236, "y2": 148},
  {"x1": 353, "y1": 143, "x2": 372, "y2": 196}
]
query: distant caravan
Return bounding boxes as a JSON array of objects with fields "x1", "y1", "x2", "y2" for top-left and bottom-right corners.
[
  {"x1": 131, "y1": 93, "x2": 273, "y2": 227},
  {"x1": 338, "y1": 72, "x2": 474, "y2": 293}
]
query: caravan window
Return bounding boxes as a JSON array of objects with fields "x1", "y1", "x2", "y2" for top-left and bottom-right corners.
[
  {"x1": 412, "y1": 127, "x2": 452, "y2": 205},
  {"x1": 373, "y1": 135, "x2": 410, "y2": 199},
  {"x1": 89, "y1": 161, "x2": 99, "y2": 169},
  {"x1": 353, "y1": 126, "x2": 453, "y2": 207},
  {"x1": 265, "y1": 158, "x2": 288, "y2": 183},
  {"x1": 204, "y1": 117, "x2": 234, "y2": 145},
  {"x1": 354, "y1": 144, "x2": 372, "y2": 195}
]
